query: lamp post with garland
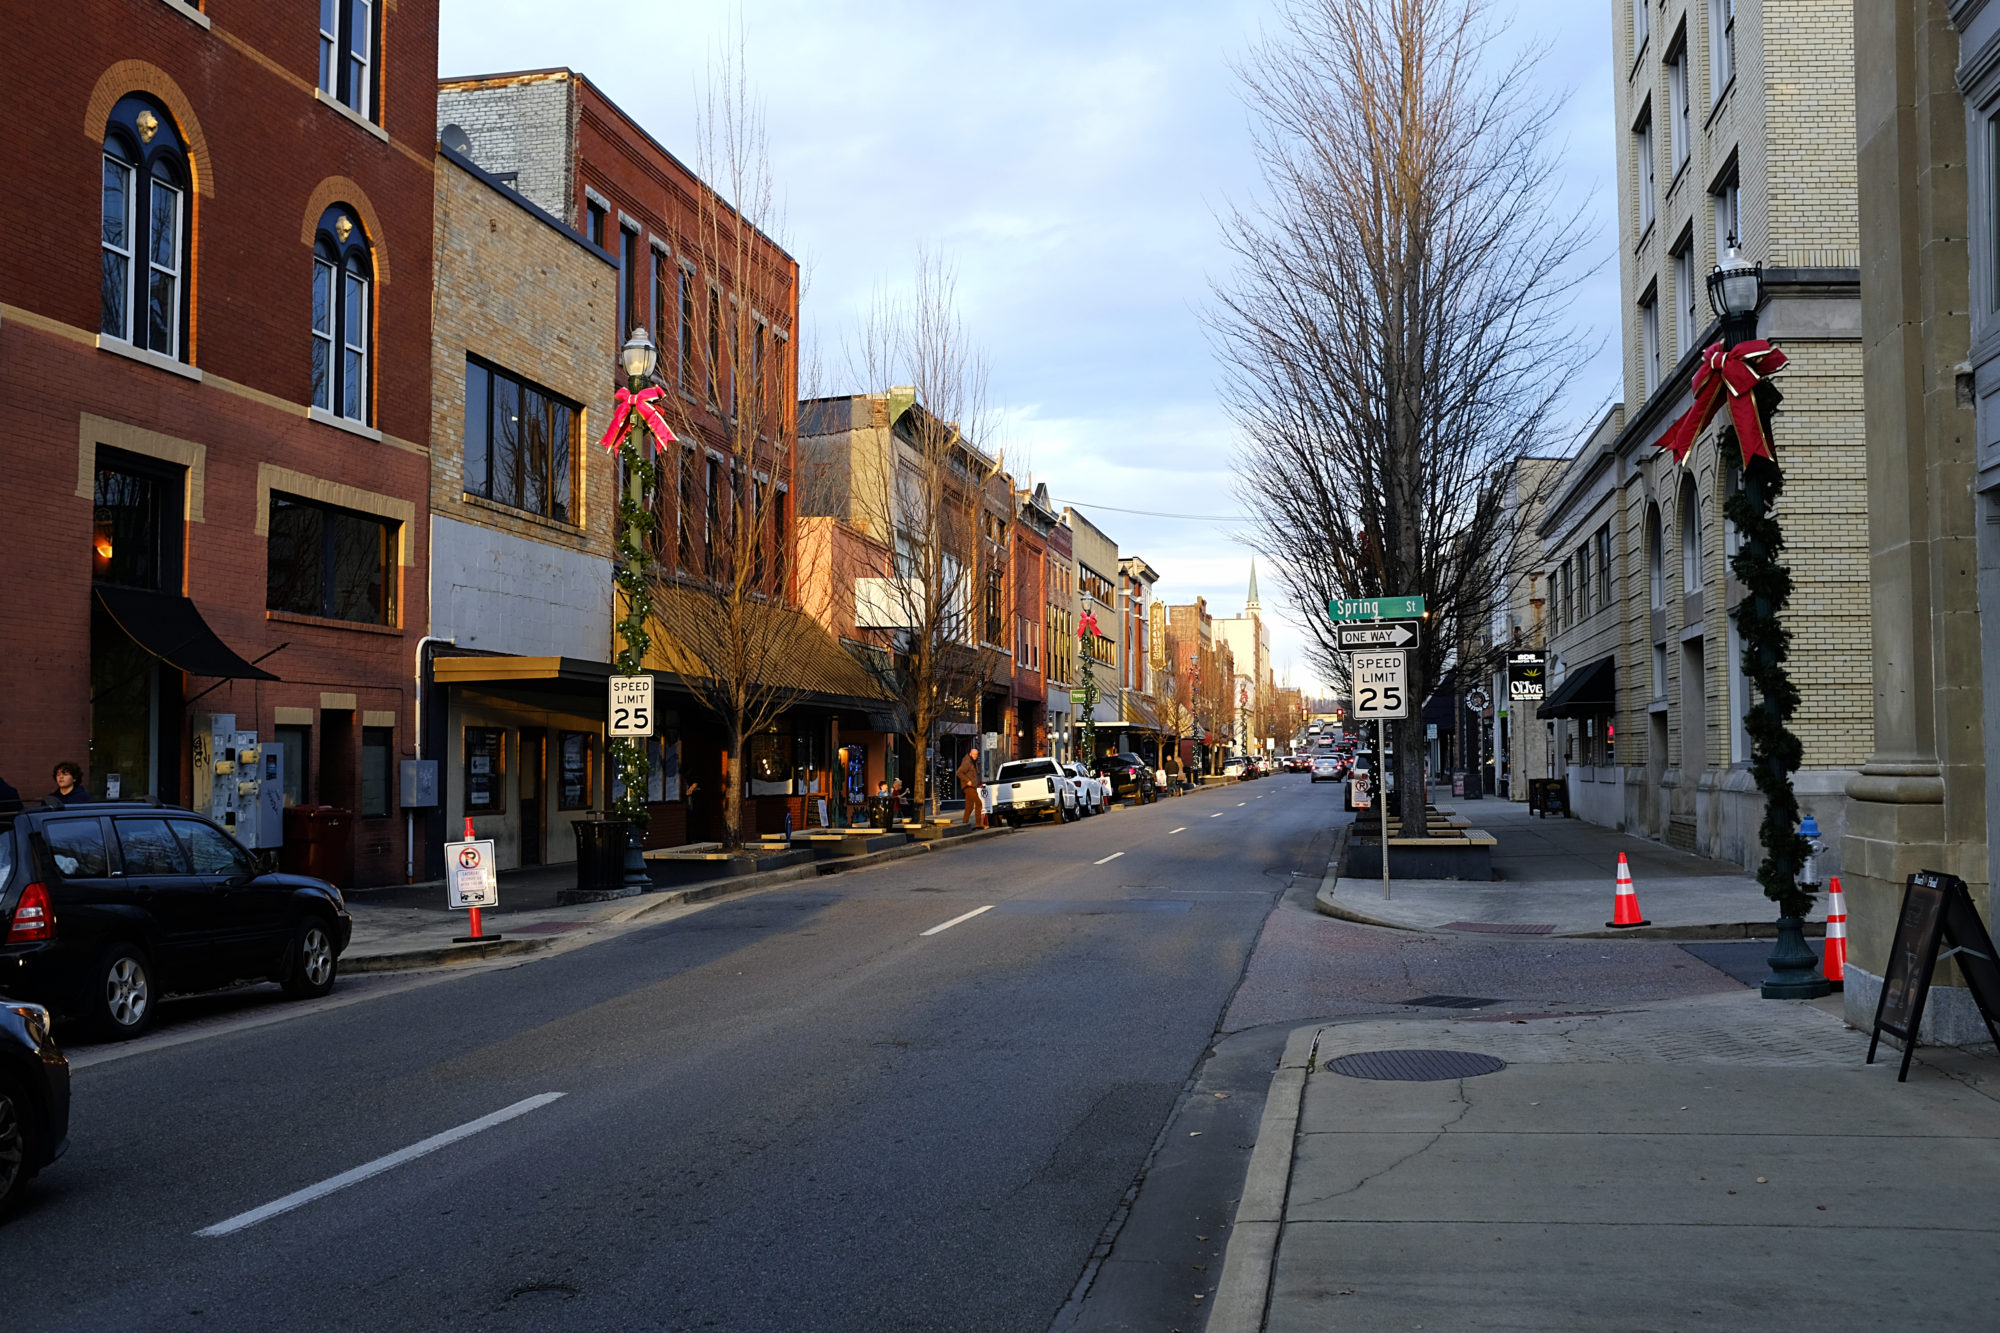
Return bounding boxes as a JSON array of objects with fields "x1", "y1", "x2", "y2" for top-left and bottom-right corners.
[
  {"x1": 607, "y1": 327, "x2": 671, "y2": 890},
  {"x1": 1663, "y1": 243, "x2": 1825, "y2": 1000}
]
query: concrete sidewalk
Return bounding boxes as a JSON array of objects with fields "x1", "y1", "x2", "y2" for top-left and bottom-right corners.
[
  {"x1": 1321, "y1": 791, "x2": 1823, "y2": 938},
  {"x1": 1209, "y1": 992, "x2": 2000, "y2": 1332}
]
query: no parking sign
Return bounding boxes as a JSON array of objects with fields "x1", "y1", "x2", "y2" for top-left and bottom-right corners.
[{"x1": 445, "y1": 838, "x2": 498, "y2": 909}]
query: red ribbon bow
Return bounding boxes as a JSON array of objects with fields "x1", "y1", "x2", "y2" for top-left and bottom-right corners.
[
  {"x1": 598, "y1": 384, "x2": 677, "y2": 455},
  {"x1": 1657, "y1": 339, "x2": 1789, "y2": 467},
  {"x1": 1079, "y1": 611, "x2": 1101, "y2": 639}
]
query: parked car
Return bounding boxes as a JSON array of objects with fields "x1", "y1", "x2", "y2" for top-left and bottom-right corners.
[
  {"x1": 1220, "y1": 756, "x2": 1249, "y2": 780},
  {"x1": 0, "y1": 999, "x2": 68, "y2": 1216},
  {"x1": 0, "y1": 801, "x2": 353, "y2": 1040},
  {"x1": 1344, "y1": 756, "x2": 1397, "y2": 813},
  {"x1": 1062, "y1": 763, "x2": 1109, "y2": 816},
  {"x1": 990, "y1": 759, "x2": 1078, "y2": 827},
  {"x1": 1311, "y1": 756, "x2": 1343, "y2": 783},
  {"x1": 1096, "y1": 753, "x2": 1159, "y2": 803}
]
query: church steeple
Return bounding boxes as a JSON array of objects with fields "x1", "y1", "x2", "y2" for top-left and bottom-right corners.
[{"x1": 1246, "y1": 559, "x2": 1261, "y2": 614}]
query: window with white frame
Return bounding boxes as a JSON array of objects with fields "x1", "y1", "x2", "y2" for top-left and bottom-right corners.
[
  {"x1": 1635, "y1": 106, "x2": 1656, "y2": 234},
  {"x1": 1672, "y1": 235, "x2": 1697, "y2": 361},
  {"x1": 311, "y1": 205, "x2": 372, "y2": 423},
  {"x1": 1668, "y1": 37, "x2": 1691, "y2": 175},
  {"x1": 1709, "y1": 0, "x2": 1735, "y2": 101},
  {"x1": 1640, "y1": 287, "x2": 1661, "y2": 396},
  {"x1": 318, "y1": 0, "x2": 375, "y2": 121},
  {"x1": 1712, "y1": 166, "x2": 1741, "y2": 257},
  {"x1": 101, "y1": 96, "x2": 191, "y2": 360}
]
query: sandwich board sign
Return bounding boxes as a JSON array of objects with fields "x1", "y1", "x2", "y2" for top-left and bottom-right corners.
[
  {"x1": 445, "y1": 838, "x2": 498, "y2": 909},
  {"x1": 1868, "y1": 869, "x2": 2000, "y2": 1081}
]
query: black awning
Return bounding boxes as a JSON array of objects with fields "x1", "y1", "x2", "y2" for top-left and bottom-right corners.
[
  {"x1": 1537, "y1": 655, "x2": 1616, "y2": 719},
  {"x1": 1421, "y1": 669, "x2": 1460, "y2": 727},
  {"x1": 94, "y1": 586, "x2": 280, "y2": 681}
]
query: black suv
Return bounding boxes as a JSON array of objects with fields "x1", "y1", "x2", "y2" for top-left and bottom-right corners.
[
  {"x1": 0, "y1": 801, "x2": 352, "y2": 1039},
  {"x1": 1096, "y1": 753, "x2": 1158, "y2": 804},
  {"x1": 0, "y1": 999, "x2": 68, "y2": 1215}
]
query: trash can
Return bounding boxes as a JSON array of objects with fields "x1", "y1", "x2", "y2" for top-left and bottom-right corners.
[
  {"x1": 573, "y1": 818, "x2": 632, "y2": 895},
  {"x1": 281, "y1": 805, "x2": 352, "y2": 886}
]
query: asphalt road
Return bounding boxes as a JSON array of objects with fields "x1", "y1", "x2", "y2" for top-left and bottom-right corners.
[
  {"x1": 3, "y1": 780, "x2": 1327, "y2": 1333},
  {"x1": 2, "y1": 777, "x2": 1768, "y2": 1332}
]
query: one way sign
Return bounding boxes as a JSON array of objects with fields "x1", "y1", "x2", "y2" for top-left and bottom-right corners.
[{"x1": 1335, "y1": 619, "x2": 1421, "y2": 651}]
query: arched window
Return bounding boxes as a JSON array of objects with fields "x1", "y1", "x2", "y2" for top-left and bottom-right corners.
[
  {"x1": 312, "y1": 206, "x2": 372, "y2": 424},
  {"x1": 1680, "y1": 479, "x2": 1703, "y2": 601},
  {"x1": 1646, "y1": 503, "x2": 1665, "y2": 609},
  {"x1": 101, "y1": 96, "x2": 191, "y2": 360}
]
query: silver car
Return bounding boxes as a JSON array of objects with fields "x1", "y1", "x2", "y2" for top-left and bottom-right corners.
[{"x1": 1062, "y1": 762, "x2": 1108, "y2": 816}]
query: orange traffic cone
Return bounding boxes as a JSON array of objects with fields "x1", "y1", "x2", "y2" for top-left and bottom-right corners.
[
  {"x1": 1821, "y1": 876, "x2": 1848, "y2": 991},
  {"x1": 1607, "y1": 852, "x2": 1650, "y2": 928}
]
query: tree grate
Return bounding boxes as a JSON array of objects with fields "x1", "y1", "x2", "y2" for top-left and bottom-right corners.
[
  {"x1": 1325, "y1": 1049, "x2": 1509, "y2": 1081},
  {"x1": 1441, "y1": 921, "x2": 1557, "y2": 935}
]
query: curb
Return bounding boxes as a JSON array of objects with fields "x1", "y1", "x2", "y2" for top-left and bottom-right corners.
[
  {"x1": 341, "y1": 825, "x2": 1020, "y2": 971},
  {"x1": 1312, "y1": 880, "x2": 1822, "y2": 942},
  {"x1": 1206, "y1": 1023, "x2": 1320, "y2": 1333},
  {"x1": 342, "y1": 935, "x2": 552, "y2": 973}
]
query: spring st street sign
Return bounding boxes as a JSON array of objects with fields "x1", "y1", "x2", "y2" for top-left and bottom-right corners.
[{"x1": 1328, "y1": 594, "x2": 1427, "y2": 622}]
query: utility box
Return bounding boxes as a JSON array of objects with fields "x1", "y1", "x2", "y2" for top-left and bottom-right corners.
[
  {"x1": 400, "y1": 760, "x2": 439, "y2": 808},
  {"x1": 241, "y1": 742, "x2": 286, "y2": 849}
]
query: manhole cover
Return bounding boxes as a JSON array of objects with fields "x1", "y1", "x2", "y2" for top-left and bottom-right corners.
[
  {"x1": 1396, "y1": 995, "x2": 1499, "y2": 1009},
  {"x1": 1326, "y1": 1049, "x2": 1508, "y2": 1081}
]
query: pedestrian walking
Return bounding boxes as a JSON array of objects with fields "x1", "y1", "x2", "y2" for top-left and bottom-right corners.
[
  {"x1": 956, "y1": 749, "x2": 985, "y2": 827},
  {"x1": 46, "y1": 761, "x2": 90, "y2": 806}
]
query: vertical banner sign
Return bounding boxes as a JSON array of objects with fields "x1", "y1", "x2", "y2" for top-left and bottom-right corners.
[
  {"x1": 1507, "y1": 651, "x2": 1547, "y2": 701},
  {"x1": 609, "y1": 675, "x2": 655, "y2": 738}
]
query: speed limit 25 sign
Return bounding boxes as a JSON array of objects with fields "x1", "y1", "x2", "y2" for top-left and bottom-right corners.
[
  {"x1": 609, "y1": 675, "x2": 655, "y2": 737},
  {"x1": 1350, "y1": 651, "x2": 1409, "y2": 720}
]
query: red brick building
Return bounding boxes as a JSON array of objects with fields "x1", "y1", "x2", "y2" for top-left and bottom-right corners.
[
  {"x1": 437, "y1": 71, "x2": 886, "y2": 844},
  {"x1": 0, "y1": 2, "x2": 439, "y2": 885}
]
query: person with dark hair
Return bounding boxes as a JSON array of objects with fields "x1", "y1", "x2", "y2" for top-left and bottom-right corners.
[
  {"x1": 46, "y1": 761, "x2": 90, "y2": 805},
  {"x1": 0, "y1": 774, "x2": 21, "y2": 813}
]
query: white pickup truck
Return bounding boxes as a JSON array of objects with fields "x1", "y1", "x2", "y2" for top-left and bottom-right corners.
[{"x1": 988, "y1": 758, "x2": 1079, "y2": 827}]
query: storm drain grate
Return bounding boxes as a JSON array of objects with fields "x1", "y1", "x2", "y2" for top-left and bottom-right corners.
[
  {"x1": 1326, "y1": 1049, "x2": 1509, "y2": 1081},
  {"x1": 1442, "y1": 921, "x2": 1557, "y2": 935},
  {"x1": 1396, "y1": 995, "x2": 1500, "y2": 1009}
]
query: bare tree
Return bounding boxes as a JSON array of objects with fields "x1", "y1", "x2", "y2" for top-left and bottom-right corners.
[
  {"x1": 646, "y1": 42, "x2": 815, "y2": 850},
  {"x1": 1211, "y1": 0, "x2": 1594, "y2": 834},
  {"x1": 827, "y1": 255, "x2": 1007, "y2": 818}
]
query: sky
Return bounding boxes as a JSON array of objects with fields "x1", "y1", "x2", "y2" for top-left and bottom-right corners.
[{"x1": 438, "y1": 0, "x2": 1621, "y2": 696}]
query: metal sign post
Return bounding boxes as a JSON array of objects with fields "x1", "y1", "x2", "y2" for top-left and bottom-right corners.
[{"x1": 1351, "y1": 649, "x2": 1410, "y2": 900}]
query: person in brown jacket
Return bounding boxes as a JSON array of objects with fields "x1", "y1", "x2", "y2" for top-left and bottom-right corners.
[{"x1": 956, "y1": 749, "x2": 985, "y2": 827}]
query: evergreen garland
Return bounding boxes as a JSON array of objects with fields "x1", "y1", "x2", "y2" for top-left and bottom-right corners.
[
  {"x1": 1721, "y1": 389, "x2": 1810, "y2": 917},
  {"x1": 609, "y1": 429, "x2": 660, "y2": 827},
  {"x1": 1077, "y1": 617, "x2": 1100, "y2": 765}
]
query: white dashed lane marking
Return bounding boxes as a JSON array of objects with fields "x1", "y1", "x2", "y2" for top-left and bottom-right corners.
[
  {"x1": 1094, "y1": 851, "x2": 1125, "y2": 865},
  {"x1": 196, "y1": 1093, "x2": 566, "y2": 1238},
  {"x1": 922, "y1": 905, "x2": 995, "y2": 937}
]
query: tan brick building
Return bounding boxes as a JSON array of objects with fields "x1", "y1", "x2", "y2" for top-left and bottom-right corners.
[
  {"x1": 1547, "y1": 0, "x2": 1868, "y2": 872},
  {"x1": 421, "y1": 143, "x2": 618, "y2": 875}
]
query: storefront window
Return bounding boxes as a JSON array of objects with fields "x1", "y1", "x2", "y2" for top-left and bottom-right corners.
[
  {"x1": 558, "y1": 731, "x2": 594, "y2": 810},
  {"x1": 464, "y1": 727, "x2": 505, "y2": 813},
  {"x1": 749, "y1": 725, "x2": 793, "y2": 796}
]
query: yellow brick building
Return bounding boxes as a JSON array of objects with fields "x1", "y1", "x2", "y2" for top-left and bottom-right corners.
[{"x1": 1540, "y1": 0, "x2": 1868, "y2": 872}]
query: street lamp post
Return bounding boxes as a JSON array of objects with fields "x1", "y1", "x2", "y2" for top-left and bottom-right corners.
[
  {"x1": 1701, "y1": 243, "x2": 1826, "y2": 999},
  {"x1": 611, "y1": 327, "x2": 663, "y2": 890}
]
